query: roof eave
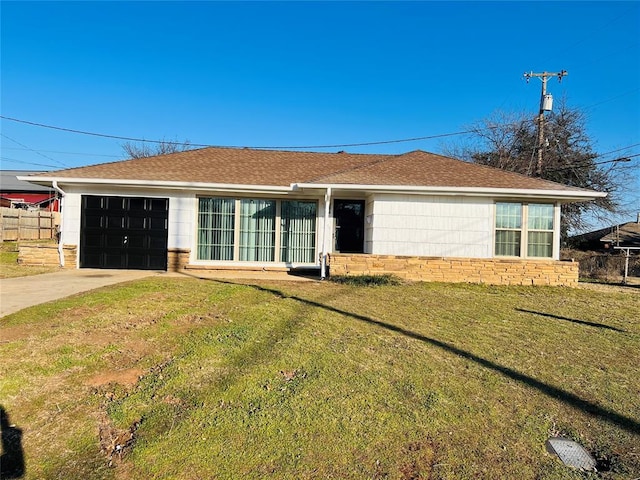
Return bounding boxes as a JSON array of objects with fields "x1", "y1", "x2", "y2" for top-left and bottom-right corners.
[
  {"x1": 16, "y1": 176, "x2": 607, "y2": 202},
  {"x1": 294, "y1": 183, "x2": 606, "y2": 201},
  {"x1": 16, "y1": 176, "x2": 294, "y2": 194}
]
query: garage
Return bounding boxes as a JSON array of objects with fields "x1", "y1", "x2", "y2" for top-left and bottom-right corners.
[{"x1": 80, "y1": 195, "x2": 169, "y2": 270}]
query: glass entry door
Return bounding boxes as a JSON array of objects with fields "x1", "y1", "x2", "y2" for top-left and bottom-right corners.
[{"x1": 333, "y1": 200, "x2": 365, "y2": 253}]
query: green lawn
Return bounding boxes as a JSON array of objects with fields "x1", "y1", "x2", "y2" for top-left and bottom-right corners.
[{"x1": 0, "y1": 276, "x2": 638, "y2": 479}]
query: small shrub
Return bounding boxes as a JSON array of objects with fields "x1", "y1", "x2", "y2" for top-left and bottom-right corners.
[{"x1": 328, "y1": 274, "x2": 401, "y2": 286}]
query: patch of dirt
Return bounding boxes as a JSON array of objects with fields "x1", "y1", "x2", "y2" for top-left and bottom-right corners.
[
  {"x1": 0, "y1": 323, "x2": 43, "y2": 342},
  {"x1": 399, "y1": 440, "x2": 439, "y2": 480},
  {"x1": 98, "y1": 413, "x2": 141, "y2": 466},
  {"x1": 86, "y1": 368, "x2": 145, "y2": 388}
]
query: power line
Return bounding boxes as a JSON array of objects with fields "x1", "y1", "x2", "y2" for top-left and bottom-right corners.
[
  {"x1": 2, "y1": 146, "x2": 121, "y2": 158},
  {"x1": 584, "y1": 87, "x2": 640, "y2": 111},
  {"x1": 0, "y1": 114, "x2": 482, "y2": 150},
  {"x1": 0, "y1": 156, "x2": 62, "y2": 169},
  {"x1": 0, "y1": 133, "x2": 70, "y2": 168},
  {"x1": 545, "y1": 153, "x2": 640, "y2": 173},
  {"x1": 597, "y1": 143, "x2": 640, "y2": 157},
  {"x1": 2, "y1": 114, "x2": 637, "y2": 160}
]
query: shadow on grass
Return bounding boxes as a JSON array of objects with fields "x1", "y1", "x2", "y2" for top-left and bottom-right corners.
[
  {"x1": 211, "y1": 279, "x2": 640, "y2": 436},
  {"x1": 516, "y1": 308, "x2": 627, "y2": 333},
  {"x1": 1, "y1": 406, "x2": 25, "y2": 480}
]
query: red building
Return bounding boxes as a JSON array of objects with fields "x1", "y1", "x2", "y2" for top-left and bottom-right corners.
[{"x1": 1, "y1": 170, "x2": 59, "y2": 211}]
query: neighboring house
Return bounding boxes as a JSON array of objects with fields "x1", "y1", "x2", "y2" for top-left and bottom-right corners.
[
  {"x1": 570, "y1": 216, "x2": 640, "y2": 251},
  {"x1": 19, "y1": 148, "x2": 605, "y2": 286},
  {"x1": 0, "y1": 170, "x2": 59, "y2": 211}
]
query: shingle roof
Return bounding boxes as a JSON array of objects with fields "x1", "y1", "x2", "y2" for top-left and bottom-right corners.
[
  {"x1": 1, "y1": 170, "x2": 51, "y2": 192},
  {"x1": 599, "y1": 221, "x2": 640, "y2": 247},
  {"x1": 23, "y1": 147, "x2": 595, "y2": 193}
]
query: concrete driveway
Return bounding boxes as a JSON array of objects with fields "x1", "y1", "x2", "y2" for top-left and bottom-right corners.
[
  {"x1": 0, "y1": 269, "x2": 158, "y2": 318},
  {"x1": 0, "y1": 268, "x2": 318, "y2": 318}
]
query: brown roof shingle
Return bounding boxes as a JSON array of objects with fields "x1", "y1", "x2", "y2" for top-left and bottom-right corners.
[{"x1": 29, "y1": 147, "x2": 594, "y2": 193}]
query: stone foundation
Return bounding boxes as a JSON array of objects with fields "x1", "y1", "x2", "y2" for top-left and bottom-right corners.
[
  {"x1": 18, "y1": 243, "x2": 77, "y2": 269},
  {"x1": 167, "y1": 248, "x2": 191, "y2": 272},
  {"x1": 330, "y1": 254, "x2": 579, "y2": 287}
]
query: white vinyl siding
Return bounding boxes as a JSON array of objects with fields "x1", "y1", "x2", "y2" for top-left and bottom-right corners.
[{"x1": 367, "y1": 194, "x2": 493, "y2": 258}]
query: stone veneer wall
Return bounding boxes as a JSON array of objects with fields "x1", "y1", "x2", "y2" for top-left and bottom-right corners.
[
  {"x1": 330, "y1": 253, "x2": 578, "y2": 287},
  {"x1": 18, "y1": 243, "x2": 77, "y2": 269},
  {"x1": 167, "y1": 248, "x2": 191, "y2": 272}
]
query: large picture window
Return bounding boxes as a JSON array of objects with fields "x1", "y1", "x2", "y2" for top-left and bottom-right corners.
[
  {"x1": 197, "y1": 197, "x2": 317, "y2": 264},
  {"x1": 495, "y1": 202, "x2": 555, "y2": 258},
  {"x1": 239, "y1": 199, "x2": 276, "y2": 261},
  {"x1": 281, "y1": 200, "x2": 317, "y2": 263},
  {"x1": 197, "y1": 197, "x2": 235, "y2": 260}
]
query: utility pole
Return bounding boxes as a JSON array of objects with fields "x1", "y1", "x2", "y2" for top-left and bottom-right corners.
[{"x1": 524, "y1": 70, "x2": 568, "y2": 176}]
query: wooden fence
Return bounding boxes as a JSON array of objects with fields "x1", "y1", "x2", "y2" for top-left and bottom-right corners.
[{"x1": 0, "y1": 207, "x2": 60, "y2": 241}]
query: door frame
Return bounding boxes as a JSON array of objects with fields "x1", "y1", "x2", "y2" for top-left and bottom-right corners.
[
  {"x1": 80, "y1": 194, "x2": 169, "y2": 270},
  {"x1": 333, "y1": 199, "x2": 365, "y2": 254}
]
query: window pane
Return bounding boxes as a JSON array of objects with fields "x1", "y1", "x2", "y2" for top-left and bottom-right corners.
[
  {"x1": 239, "y1": 199, "x2": 276, "y2": 261},
  {"x1": 527, "y1": 231, "x2": 553, "y2": 257},
  {"x1": 496, "y1": 203, "x2": 521, "y2": 229},
  {"x1": 528, "y1": 204, "x2": 554, "y2": 231},
  {"x1": 197, "y1": 198, "x2": 235, "y2": 260},
  {"x1": 281, "y1": 201, "x2": 317, "y2": 263},
  {"x1": 495, "y1": 230, "x2": 521, "y2": 256}
]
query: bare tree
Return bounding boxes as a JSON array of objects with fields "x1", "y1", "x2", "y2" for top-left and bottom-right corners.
[
  {"x1": 444, "y1": 102, "x2": 638, "y2": 238},
  {"x1": 122, "y1": 138, "x2": 192, "y2": 159}
]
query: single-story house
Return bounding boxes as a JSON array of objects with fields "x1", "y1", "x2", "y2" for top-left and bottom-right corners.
[
  {"x1": 19, "y1": 148, "x2": 606, "y2": 285},
  {"x1": 570, "y1": 216, "x2": 640, "y2": 251}
]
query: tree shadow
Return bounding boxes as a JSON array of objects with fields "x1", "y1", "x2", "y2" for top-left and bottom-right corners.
[
  {"x1": 515, "y1": 308, "x2": 627, "y2": 333},
  {"x1": 1, "y1": 406, "x2": 25, "y2": 480},
  {"x1": 210, "y1": 279, "x2": 640, "y2": 436}
]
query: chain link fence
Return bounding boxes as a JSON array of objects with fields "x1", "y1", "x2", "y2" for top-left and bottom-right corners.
[{"x1": 562, "y1": 249, "x2": 640, "y2": 284}]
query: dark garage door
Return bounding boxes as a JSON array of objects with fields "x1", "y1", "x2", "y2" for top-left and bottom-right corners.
[{"x1": 80, "y1": 195, "x2": 169, "y2": 270}]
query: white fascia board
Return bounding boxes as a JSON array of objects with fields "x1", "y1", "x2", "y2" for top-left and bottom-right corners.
[
  {"x1": 292, "y1": 183, "x2": 606, "y2": 201},
  {"x1": 16, "y1": 176, "x2": 294, "y2": 195}
]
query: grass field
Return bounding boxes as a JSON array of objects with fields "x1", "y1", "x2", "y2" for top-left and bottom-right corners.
[{"x1": 0, "y1": 275, "x2": 638, "y2": 479}]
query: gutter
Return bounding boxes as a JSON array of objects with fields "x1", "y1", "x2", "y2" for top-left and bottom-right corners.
[
  {"x1": 293, "y1": 183, "x2": 607, "y2": 201},
  {"x1": 16, "y1": 176, "x2": 294, "y2": 194},
  {"x1": 52, "y1": 181, "x2": 65, "y2": 267}
]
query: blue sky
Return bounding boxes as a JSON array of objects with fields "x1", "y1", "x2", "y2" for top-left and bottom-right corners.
[{"x1": 1, "y1": 1, "x2": 639, "y2": 226}]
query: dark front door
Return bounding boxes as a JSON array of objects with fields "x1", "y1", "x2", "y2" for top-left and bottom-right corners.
[
  {"x1": 80, "y1": 195, "x2": 169, "y2": 270},
  {"x1": 334, "y1": 199, "x2": 365, "y2": 253}
]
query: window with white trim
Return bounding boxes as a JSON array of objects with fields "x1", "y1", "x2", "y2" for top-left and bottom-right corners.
[
  {"x1": 197, "y1": 197, "x2": 317, "y2": 263},
  {"x1": 495, "y1": 202, "x2": 554, "y2": 258},
  {"x1": 239, "y1": 199, "x2": 276, "y2": 261},
  {"x1": 197, "y1": 197, "x2": 235, "y2": 261}
]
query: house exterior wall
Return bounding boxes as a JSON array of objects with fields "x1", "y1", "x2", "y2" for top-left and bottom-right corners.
[
  {"x1": 59, "y1": 186, "x2": 327, "y2": 270},
  {"x1": 56, "y1": 186, "x2": 562, "y2": 275},
  {"x1": 58, "y1": 187, "x2": 193, "y2": 268},
  {"x1": 367, "y1": 194, "x2": 494, "y2": 258}
]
